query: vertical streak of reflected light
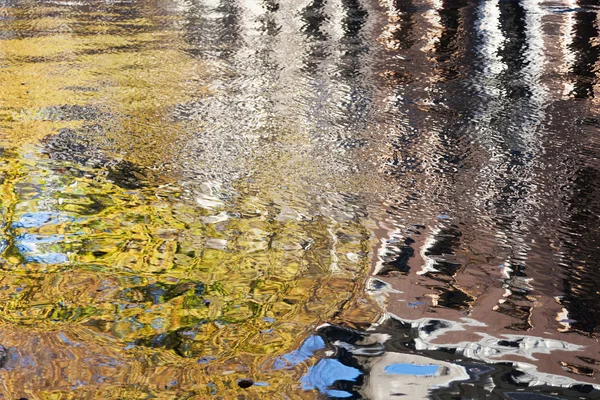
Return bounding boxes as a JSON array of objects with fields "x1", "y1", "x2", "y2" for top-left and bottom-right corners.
[
  {"x1": 560, "y1": 0, "x2": 577, "y2": 97},
  {"x1": 235, "y1": 0, "x2": 275, "y2": 134},
  {"x1": 503, "y1": 0, "x2": 547, "y2": 233},
  {"x1": 420, "y1": 0, "x2": 443, "y2": 54},
  {"x1": 476, "y1": 0, "x2": 506, "y2": 79},
  {"x1": 325, "y1": 0, "x2": 345, "y2": 45},
  {"x1": 594, "y1": 2, "x2": 600, "y2": 105},
  {"x1": 521, "y1": 0, "x2": 548, "y2": 133},
  {"x1": 471, "y1": 0, "x2": 506, "y2": 209},
  {"x1": 476, "y1": 0, "x2": 551, "y2": 325}
]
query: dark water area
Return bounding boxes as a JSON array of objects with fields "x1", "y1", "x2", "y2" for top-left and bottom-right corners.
[{"x1": 0, "y1": 0, "x2": 599, "y2": 398}]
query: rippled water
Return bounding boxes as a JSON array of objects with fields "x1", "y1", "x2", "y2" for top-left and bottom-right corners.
[{"x1": 0, "y1": 0, "x2": 599, "y2": 397}]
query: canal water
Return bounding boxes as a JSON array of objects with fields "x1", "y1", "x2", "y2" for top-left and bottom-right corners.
[{"x1": 0, "y1": 0, "x2": 599, "y2": 398}]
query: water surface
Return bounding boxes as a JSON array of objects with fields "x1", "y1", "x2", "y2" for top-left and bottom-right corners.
[{"x1": 0, "y1": 0, "x2": 599, "y2": 398}]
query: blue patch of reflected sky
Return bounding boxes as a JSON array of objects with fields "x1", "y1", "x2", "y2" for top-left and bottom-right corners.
[
  {"x1": 15, "y1": 233, "x2": 68, "y2": 264},
  {"x1": 13, "y1": 212, "x2": 73, "y2": 228},
  {"x1": 273, "y1": 335, "x2": 325, "y2": 370},
  {"x1": 384, "y1": 363, "x2": 439, "y2": 376},
  {"x1": 301, "y1": 358, "x2": 361, "y2": 398}
]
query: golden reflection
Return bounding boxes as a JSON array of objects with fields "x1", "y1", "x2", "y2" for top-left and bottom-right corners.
[{"x1": 0, "y1": 1, "x2": 381, "y2": 397}]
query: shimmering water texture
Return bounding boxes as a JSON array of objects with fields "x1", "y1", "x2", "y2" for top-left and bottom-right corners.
[{"x1": 0, "y1": 0, "x2": 599, "y2": 398}]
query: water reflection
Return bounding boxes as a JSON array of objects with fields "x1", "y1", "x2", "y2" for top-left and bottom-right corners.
[
  {"x1": 0, "y1": 0, "x2": 599, "y2": 397},
  {"x1": 302, "y1": 317, "x2": 600, "y2": 399}
]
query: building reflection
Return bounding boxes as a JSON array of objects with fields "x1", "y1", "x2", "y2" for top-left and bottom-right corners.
[{"x1": 369, "y1": 0, "x2": 600, "y2": 395}]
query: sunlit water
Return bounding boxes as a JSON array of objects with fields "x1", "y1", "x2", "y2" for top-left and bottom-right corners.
[{"x1": 0, "y1": 0, "x2": 599, "y2": 398}]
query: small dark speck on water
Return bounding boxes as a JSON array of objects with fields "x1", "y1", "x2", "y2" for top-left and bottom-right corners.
[{"x1": 237, "y1": 379, "x2": 254, "y2": 389}]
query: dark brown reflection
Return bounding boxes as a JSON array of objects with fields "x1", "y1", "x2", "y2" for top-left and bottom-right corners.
[
  {"x1": 569, "y1": 0, "x2": 600, "y2": 99},
  {"x1": 430, "y1": 0, "x2": 470, "y2": 82},
  {"x1": 558, "y1": 165, "x2": 600, "y2": 335},
  {"x1": 363, "y1": 0, "x2": 600, "y2": 395},
  {"x1": 386, "y1": 0, "x2": 417, "y2": 50}
]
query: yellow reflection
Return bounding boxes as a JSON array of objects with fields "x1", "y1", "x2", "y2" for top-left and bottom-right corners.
[{"x1": 0, "y1": 2, "x2": 379, "y2": 397}]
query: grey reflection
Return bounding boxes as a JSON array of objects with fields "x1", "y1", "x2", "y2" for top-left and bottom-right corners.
[
  {"x1": 467, "y1": 0, "x2": 550, "y2": 330},
  {"x1": 367, "y1": 0, "x2": 600, "y2": 392}
]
